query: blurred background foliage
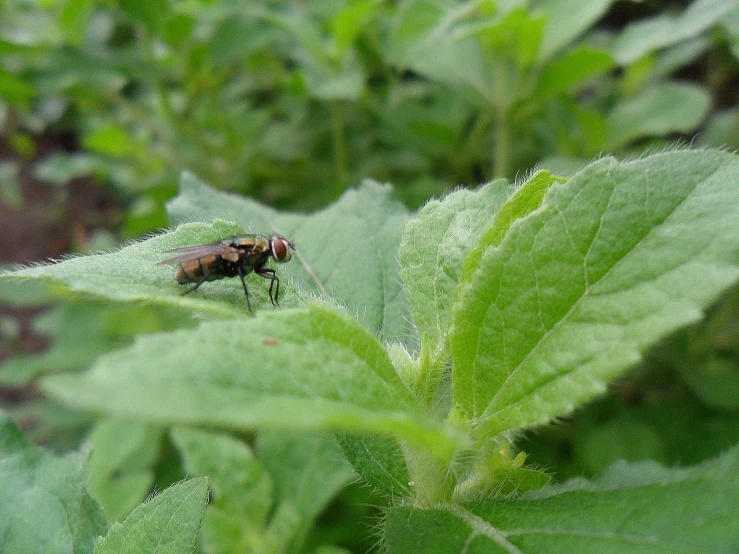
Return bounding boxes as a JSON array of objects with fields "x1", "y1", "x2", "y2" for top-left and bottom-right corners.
[
  {"x1": 1, "y1": 0, "x2": 737, "y2": 232},
  {"x1": 0, "y1": 0, "x2": 738, "y2": 549}
]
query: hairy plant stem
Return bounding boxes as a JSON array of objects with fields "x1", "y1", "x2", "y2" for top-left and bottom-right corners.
[
  {"x1": 415, "y1": 343, "x2": 450, "y2": 412},
  {"x1": 402, "y1": 442, "x2": 455, "y2": 506}
]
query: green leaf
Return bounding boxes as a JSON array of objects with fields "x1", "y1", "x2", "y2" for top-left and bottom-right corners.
[
  {"x1": 0, "y1": 303, "x2": 135, "y2": 386},
  {"x1": 82, "y1": 125, "x2": 143, "y2": 159},
  {"x1": 257, "y1": 431, "x2": 355, "y2": 550},
  {"x1": 605, "y1": 83, "x2": 711, "y2": 150},
  {"x1": 0, "y1": 279, "x2": 54, "y2": 306},
  {"x1": 450, "y1": 150, "x2": 739, "y2": 443},
  {"x1": 0, "y1": 68, "x2": 35, "y2": 108},
  {"x1": 335, "y1": 434, "x2": 411, "y2": 497},
  {"x1": 652, "y1": 38, "x2": 710, "y2": 81},
  {"x1": 680, "y1": 356, "x2": 739, "y2": 411},
  {"x1": 117, "y1": 0, "x2": 168, "y2": 34},
  {"x1": 455, "y1": 447, "x2": 551, "y2": 500},
  {"x1": 463, "y1": 170, "x2": 566, "y2": 280},
  {"x1": 0, "y1": 161, "x2": 22, "y2": 209},
  {"x1": 479, "y1": 171, "x2": 565, "y2": 252},
  {"x1": 42, "y1": 305, "x2": 461, "y2": 459},
  {"x1": 536, "y1": 0, "x2": 616, "y2": 62},
  {"x1": 302, "y1": 65, "x2": 364, "y2": 101},
  {"x1": 576, "y1": 416, "x2": 667, "y2": 474},
  {"x1": 268, "y1": 8, "x2": 366, "y2": 101},
  {"x1": 166, "y1": 172, "x2": 285, "y2": 231},
  {"x1": 257, "y1": 431, "x2": 353, "y2": 521},
  {"x1": 611, "y1": 0, "x2": 738, "y2": 64},
  {"x1": 170, "y1": 428, "x2": 273, "y2": 554},
  {"x1": 698, "y1": 108, "x2": 739, "y2": 150},
  {"x1": 1, "y1": 301, "x2": 188, "y2": 386},
  {"x1": 386, "y1": 0, "x2": 449, "y2": 67},
  {"x1": 43, "y1": 49, "x2": 128, "y2": 92},
  {"x1": 208, "y1": 17, "x2": 269, "y2": 67},
  {"x1": 467, "y1": 9, "x2": 546, "y2": 70},
  {"x1": 331, "y1": 0, "x2": 380, "y2": 54},
  {"x1": 384, "y1": 446, "x2": 739, "y2": 553},
  {"x1": 534, "y1": 46, "x2": 614, "y2": 99},
  {"x1": 167, "y1": 174, "x2": 414, "y2": 344},
  {"x1": 34, "y1": 153, "x2": 114, "y2": 185},
  {"x1": 399, "y1": 180, "x2": 510, "y2": 356},
  {"x1": 386, "y1": 0, "x2": 493, "y2": 106},
  {"x1": 7, "y1": 399, "x2": 96, "y2": 455},
  {"x1": 0, "y1": 413, "x2": 106, "y2": 554},
  {"x1": 723, "y1": 5, "x2": 739, "y2": 58},
  {"x1": 86, "y1": 420, "x2": 162, "y2": 522},
  {"x1": 95, "y1": 477, "x2": 209, "y2": 554},
  {"x1": 2, "y1": 220, "x2": 303, "y2": 317},
  {"x1": 60, "y1": 0, "x2": 93, "y2": 46}
]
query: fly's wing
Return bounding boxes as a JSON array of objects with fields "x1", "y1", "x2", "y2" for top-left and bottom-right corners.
[{"x1": 157, "y1": 243, "x2": 239, "y2": 265}]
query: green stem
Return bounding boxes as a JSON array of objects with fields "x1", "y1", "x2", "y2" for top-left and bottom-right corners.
[
  {"x1": 464, "y1": 111, "x2": 493, "y2": 177},
  {"x1": 402, "y1": 442, "x2": 455, "y2": 506},
  {"x1": 415, "y1": 347, "x2": 450, "y2": 413},
  {"x1": 494, "y1": 108, "x2": 511, "y2": 178},
  {"x1": 330, "y1": 102, "x2": 348, "y2": 185}
]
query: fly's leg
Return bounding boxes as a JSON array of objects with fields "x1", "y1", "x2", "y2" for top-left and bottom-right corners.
[
  {"x1": 183, "y1": 271, "x2": 211, "y2": 295},
  {"x1": 256, "y1": 267, "x2": 280, "y2": 306},
  {"x1": 237, "y1": 265, "x2": 253, "y2": 313}
]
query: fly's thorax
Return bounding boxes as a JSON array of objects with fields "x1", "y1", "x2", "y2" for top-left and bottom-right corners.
[
  {"x1": 253, "y1": 236, "x2": 270, "y2": 250},
  {"x1": 244, "y1": 249, "x2": 271, "y2": 267},
  {"x1": 229, "y1": 235, "x2": 269, "y2": 250}
]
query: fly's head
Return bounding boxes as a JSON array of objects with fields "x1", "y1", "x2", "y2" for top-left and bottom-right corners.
[{"x1": 269, "y1": 235, "x2": 295, "y2": 263}]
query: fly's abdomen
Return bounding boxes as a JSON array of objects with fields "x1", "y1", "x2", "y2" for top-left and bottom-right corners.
[{"x1": 174, "y1": 255, "x2": 219, "y2": 284}]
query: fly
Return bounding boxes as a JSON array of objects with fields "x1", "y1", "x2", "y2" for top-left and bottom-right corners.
[{"x1": 158, "y1": 234, "x2": 295, "y2": 312}]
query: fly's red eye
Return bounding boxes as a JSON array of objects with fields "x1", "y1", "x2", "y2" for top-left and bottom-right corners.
[{"x1": 272, "y1": 238, "x2": 291, "y2": 262}]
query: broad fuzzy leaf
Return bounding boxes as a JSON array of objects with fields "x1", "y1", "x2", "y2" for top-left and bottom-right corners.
[
  {"x1": 536, "y1": 0, "x2": 616, "y2": 62},
  {"x1": 464, "y1": 170, "x2": 566, "y2": 274},
  {"x1": 384, "y1": 446, "x2": 739, "y2": 553},
  {"x1": 450, "y1": 150, "x2": 739, "y2": 443},
  {"x1": 168, "y1": 174, "x2": 414, "y2": 344},
  {"x1": 386, "y1": 0, "x2": 498, "y2": 107},
  {"x1": 4, "y1": 176, "x2": 413, "y2": 344},
  {"x1": 335, "y1": 434, "x2": 411, "y2": 497},
  {"x1": 0, "y1": 303, "x2": 126, "y2": 386},
  {"x1": 0, "y1": 302, "x2": 187, "y2": 386},
  {"x1": 399, "y1": 180, "x2": 509, "y2": 355},
  {"x1": 3, "y1": 219, "x2": 300, "y2": 317},
  {"x1": 724, "y1": 5, "x2": 739, "y2": 58},
  {"x1": 86, "y1": 420, "x2": 162, "y2": 523},
  {"x1": 0, "y1": 414, "x2": 106, "y2": 554},
  {"x1": 166, "y1": 172, "x2": 290, "y2": 232},
  {"x1": 257, "y1": 431, "x2": 355, "y2": 550},
  {"x1": 95, "y1": 477, "x2": 209, "y2": 554},
  {"x1": 605, "y1": 83, "x2": 711, "y2": 150},
  {"x1": 170, "y1": 428, "x2": 273, "y2": 554},
  {"x1": 534, "y1": 47, "x2": 614, "y2": 99},
  {"x1": 42, "y1": 305, "x2": 461, "y2": 459},
  {"x1": 611, "y1": 0, "x2": 738, "y2": 64},
  {"x1": 257, "y1": 431, "x2": 354, "y2": 522}
]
